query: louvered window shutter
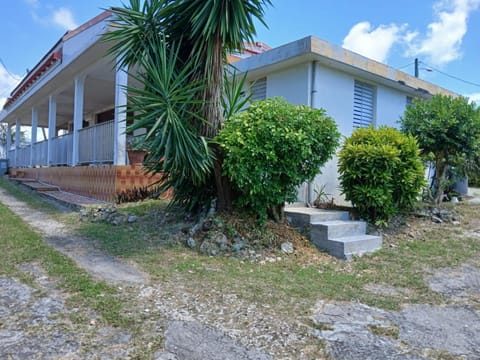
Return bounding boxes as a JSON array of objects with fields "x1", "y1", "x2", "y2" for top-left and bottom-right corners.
[
  {"x1": 353, "y1": 80, "x2": 375, "y2": 128},
  {"x1": 251, "y1": 78, "x2": 267, "y2": 101}
]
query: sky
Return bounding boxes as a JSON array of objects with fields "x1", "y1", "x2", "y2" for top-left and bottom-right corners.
[{"x1": 1, "y1": 0, "x2": 480, "y2": 108}]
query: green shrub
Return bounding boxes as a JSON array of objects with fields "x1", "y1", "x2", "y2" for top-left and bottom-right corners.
[
  {"x1": 217, "y1": 97, "x2": 340, "y2": 222},
  {"x1": 338, "y1": 126, "x2": 425, "y2": 225}
]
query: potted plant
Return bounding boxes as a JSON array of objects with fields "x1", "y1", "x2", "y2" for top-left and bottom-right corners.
[{"x1": 126, "y1": 134, "x2": 148, "y2": 165}]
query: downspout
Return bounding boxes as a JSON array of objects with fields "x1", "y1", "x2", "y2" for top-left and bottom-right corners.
[{"x1": 307, "y1": 61, "x2": 320, "y2": 207}]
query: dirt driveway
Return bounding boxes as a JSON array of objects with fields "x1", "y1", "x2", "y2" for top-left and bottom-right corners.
[{"x1": 0, "y1": 187, "x2": 479, "y2": 359}]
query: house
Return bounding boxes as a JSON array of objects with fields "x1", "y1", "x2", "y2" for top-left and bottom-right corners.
[
  {"x1": 233, "y1": 36, "x2": 458, "y2": 205},
  {"x1": 0, "y1": 10, "x2": 457, "y2": 204}
]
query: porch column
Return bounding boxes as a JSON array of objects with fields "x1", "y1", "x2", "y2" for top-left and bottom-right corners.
[
  {"x1": 114, "y1": 61, "x2": 128, "y2": 166},
  {"x1": 30, "y1": 107, "x2": 38, "y2": 167},
  {"x1": 15, "y1": 119, "x2": 20, "y2": 168},
  {"x1": 72, "y1": 75, "x2": 85, "y2": 166},
  {"x1": 6, "y1": 125, "x2": 11, "y2": 162},
  {"x1": 47, "y1": 95, "x2": 56, "y2": 166}
]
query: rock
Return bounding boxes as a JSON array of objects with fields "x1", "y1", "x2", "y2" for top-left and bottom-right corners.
[
  {"x1": 127, "y1": 215, "x2": 137, "y2": 223},
  {"x1": 186, "y1": 237, "x2": 196, "y2": 249},
  {"x1": 202, "y1": 220, "x2": 213, "y2": 231},
  {"x1": 232, "y1": 241, "x2": 247, "y2": 252},
  {"x1": 431, "y1": 216, "x2": 443, "y2": 223},
  {"x1": 280, "y1": 242, "x2": 294, "y2": 254},
  {"x1": 213, "y1": 232, "x2": 228, "y2": 249},
  {"x1": 164, "y1": 320, "x2": 272, "y2": 360}
]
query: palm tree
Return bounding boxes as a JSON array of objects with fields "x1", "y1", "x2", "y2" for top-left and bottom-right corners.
[{"x1": 103, "y1": 0, "x2": 271, "y2": 211}]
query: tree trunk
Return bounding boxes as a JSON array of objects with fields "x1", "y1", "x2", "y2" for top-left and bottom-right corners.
[
  {"x1": 433, "y1": 158, "x2": 449, "y2": 205},
  {"x1": 212, "y1": 144, "x2": 233, "y2": 211},
  {"x1": 269, "y1": 203, "x2": 285, "y2": 223}
]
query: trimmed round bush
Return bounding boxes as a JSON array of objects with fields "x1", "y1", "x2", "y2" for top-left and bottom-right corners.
[
  {"x1": 217, "y1": 97, "x2": 340, "y2": 222},
  {"x1": 338, "y1": 126, "x2": 425, "y2": 225}
]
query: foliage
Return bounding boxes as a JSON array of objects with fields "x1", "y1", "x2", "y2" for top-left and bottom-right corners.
[
  {"x1": 120, "y1": 36, "x2": 214, "y2": 211},
  {"x1": 338, "y1": 126, "x2": 425, "y2": 225},
  {"x1": 103, "y1": 0, "x2": 271, "y2": 211},
  {"x1": 401, "y1": 94, "x2": 480, "y2": 204},
  {"x1": 116, "y1": 185, "x2": 167, "y2": 204},
  {"x1": 217, "y1": 97, "x2": 340, "y2": 222},
  {"x1": 0, "y1": 124, "x2": 26, "y2": 158}
]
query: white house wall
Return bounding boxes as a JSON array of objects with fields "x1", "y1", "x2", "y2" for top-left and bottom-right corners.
[
  {"x1": 376, "y1": 86, "x2": 408, "y2": 128},
  {"x1": 265, "y1": 64, "x2": 310, "y2": 105}
]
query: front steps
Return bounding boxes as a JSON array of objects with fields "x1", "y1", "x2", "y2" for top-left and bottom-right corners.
[{"x1": 285, "y1": 207, "x2": 382, "y2": 260}]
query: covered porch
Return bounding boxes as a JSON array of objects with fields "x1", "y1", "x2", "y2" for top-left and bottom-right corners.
[{"x1": 0, "y1": 11, "x2": 156, "y2": 202}]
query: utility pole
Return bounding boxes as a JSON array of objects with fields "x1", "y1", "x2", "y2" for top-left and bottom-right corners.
[{"x1": 414, "y1": 58, "x2": 419, "y2": 78}]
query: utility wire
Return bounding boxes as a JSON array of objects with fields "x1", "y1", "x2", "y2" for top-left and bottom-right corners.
[
  {"x1": 397, "y1": 61, "x2": 415, "y2": 70},
  {"x1": 420, "y1": 60, "x2": 480, "y2": 88},
  {"x1": 0, "y1": 57, "x2": 22, "y2": 81}
]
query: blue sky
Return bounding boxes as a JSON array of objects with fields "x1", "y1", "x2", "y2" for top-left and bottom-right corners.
[{"x1": 1, "y1": 0, "x2": 480, "y2": 107}]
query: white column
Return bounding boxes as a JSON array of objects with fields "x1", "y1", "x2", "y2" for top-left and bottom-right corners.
[
  {"x1": 15, "y1": 119, "x2": 20, "y2": 167},
  {"x1": 30, "y1": 107, "x2": 38, "y2": 167},
  {"x1": 47, "y1": 95, "x2": 57, "y2": 166},
  {"x1": 114, "y1": 61, "x2": 128, "y2": 165},
  {"x1": 6, "y1": 125, "x2": 11, "y2": 161},
  {"x1": 72, "y1": 75, "x2": 85, "y2": 166}
]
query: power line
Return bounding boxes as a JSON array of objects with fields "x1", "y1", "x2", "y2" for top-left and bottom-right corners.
[
  {"x1": 0, "y1": 57, "x2": 22, "y2": 81},
  {"x1": 420, "y1": 61, "x2": 480, "y2": 88}
]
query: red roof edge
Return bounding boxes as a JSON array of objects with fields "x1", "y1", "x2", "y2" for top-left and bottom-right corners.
[{"x1": 2, "y1": 10, "x2": 112, "y2": 111}]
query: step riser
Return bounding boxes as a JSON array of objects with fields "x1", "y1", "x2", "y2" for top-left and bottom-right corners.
[
  {"x1": 312, "y1": 236, "x2": 382, "y2": 260},
  {"x1": 286, "y1": 211, "x2": 350, "y2": 230},
  {"x1": 312, "y1": 222, "x2": 366, "y2": 240}
]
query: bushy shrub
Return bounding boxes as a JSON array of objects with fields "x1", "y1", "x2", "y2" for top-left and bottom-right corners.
[
  {"x1": 338, "y1": 126, "x2": 425, "y2": 225},
  {"x1": 217, "y1": 97, "x2": 340, "y2": 222},
  {"x1": 401, "y1": 94, "x2": 480, "y2": 204}
]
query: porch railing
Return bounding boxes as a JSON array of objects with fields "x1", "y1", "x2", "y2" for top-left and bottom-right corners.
[
  {"x1": 7, "y1": 150, "x2": 14, "y2": 167},
  {"x1": 15, "y1": 146, "x2": 31, "y2": 168},
  {"x1": 32, "y1": 140, "x2": 48, "y2": 167},
  {"x1": 78, "y1": 120, "x2": 114, "y2": 164},
  {"x1": 50, "y1": 134, "x2": 73, "y2": 166}
]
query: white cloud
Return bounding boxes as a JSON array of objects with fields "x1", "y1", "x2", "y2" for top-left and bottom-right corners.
[
  {"x1": 465, "y1": 92, "x2": 480, "y2": 105},
  {"x1": 0, "y1": 65, "x2": 21, "y2": 110},
  {"x1": 342, "y1": 22, "x2": 406, "y2": 62},
  {"x1": 342, "y1": 0, "x2": 480, "y2": 67},
  {"x1": 25, "y1": 1, "x2": 78, "y2": 31},
  {"x1": 406, "y1": 0, "x2": 480, "y2": 66},
  {"x1": 52, "y1": 8, "x2": 78, "y2": 30}
]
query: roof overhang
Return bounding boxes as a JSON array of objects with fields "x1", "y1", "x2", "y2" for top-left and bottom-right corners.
[{"x1": 233, "y1": 36, "x2": 458, "y2": 99}]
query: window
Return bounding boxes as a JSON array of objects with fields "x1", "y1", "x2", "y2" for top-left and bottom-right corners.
[
  {"x1": 406, "y1": 96, "x2": 414, "y2": 107},
  {"x1": 251, "y1": 77, "x2": 267, "y2": 101},
  {"x1": 353, "y1": 80, "x2": 375, "y2": 128}
]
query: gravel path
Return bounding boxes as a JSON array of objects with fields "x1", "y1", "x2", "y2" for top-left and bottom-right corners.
[{"x1": 0, "y1": 188, "x2": 148, "y2": 285}]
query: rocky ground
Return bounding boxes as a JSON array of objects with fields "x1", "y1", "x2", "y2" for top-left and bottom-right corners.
[{"x1": 0, "y1": 187, "x2": 479, "y2": 359}]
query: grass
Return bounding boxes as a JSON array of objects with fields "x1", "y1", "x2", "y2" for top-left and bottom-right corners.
[
  {"x1": 1, "y1": 177, "x2": 480, "y2": 323},
  {"x1": 74, "y1": 197, "x2": 480, "y2": 313},
  {"x1": 0, "y1": 191, "x2": 128, "y2": 327}
]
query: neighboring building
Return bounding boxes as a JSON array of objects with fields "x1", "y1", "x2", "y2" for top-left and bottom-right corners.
[
  {"x1": 233, "y1": 36, "x2": 458, "y2": 205},
  {"x1": 0, "y1": 11, "x2": 458, "y2": 203}
]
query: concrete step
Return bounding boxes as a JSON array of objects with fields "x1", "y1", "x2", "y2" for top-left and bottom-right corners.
[
  {"x1": 311, "y1": 220, "x2": 366, "y2": 240},
  {"x1": 23, "y1": 181, "x2": 60, "y2": 192},
  {"x1": 312, "y1": 234, "x2": 383, "y2": 260},
  {"x1": 285, "y1": 208, "x2": 350, "y2": 230}
]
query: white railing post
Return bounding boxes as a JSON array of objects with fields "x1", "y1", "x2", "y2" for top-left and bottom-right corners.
[
  {"x1": 72, "y1": 75, "x2": 85, "y2": 166},
  {"x1": 114, "y1": 60, "x2": 128, "y2": 165},
  {"x1": 47, "y1": 95, "x2": 57, "y2": 166},
  {"x1": 6, "y1": 125, "x2": 11, "y2": 163},
  {"x1": 15, "y1": 119, "x2": 20, "y2": 167},
  {"x1": 31, "y1": 107, "x2": 38, "y2": 167}
]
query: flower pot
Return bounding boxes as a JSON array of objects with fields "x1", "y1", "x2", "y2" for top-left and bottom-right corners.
[{"x1": 127, "y1": 150, "x2": 147, "y2": 165}]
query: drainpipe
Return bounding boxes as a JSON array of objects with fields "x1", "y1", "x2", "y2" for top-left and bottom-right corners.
[{"x1": 307, "y1": 61, "x2": 321, "y2": 206}]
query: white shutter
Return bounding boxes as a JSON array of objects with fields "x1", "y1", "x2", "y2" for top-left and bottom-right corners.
[
  {"x1": 251, "y1": 78, "x2": 267, "y2": 101},
  {"x1": 353, "y1": 80, "x2": 375, "y2": 128}
]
